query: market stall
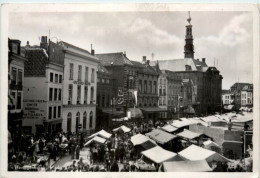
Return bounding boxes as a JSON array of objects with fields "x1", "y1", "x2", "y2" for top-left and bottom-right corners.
[
  {"x1": 113, "y1": 125, "x2": 131, "y2": 133},
  {"x1": 84, "y1": 136, "x2": 106, "y2": 147},
  {"x1": 161, "y1": 160, "x2": 212, "y2": 172},
  {"x1": 88, "y1": 129, "x2": 112, "y2": 140}
]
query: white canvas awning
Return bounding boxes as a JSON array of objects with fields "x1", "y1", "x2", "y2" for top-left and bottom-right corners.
[
  {"x1": 161, "y1": 124, "x2": 178, "y2": 133},
  {"x1": 113, "y1": 125, "x2": 131, "y2": 133},
  {"x1": 162, "y1": 160, "x2": 212, "y2": 172},
  {"x1": 146, "y1": 129, "x2": 177, "y2": 145},
  {"x1": 84, "y1": 136, "x2": 106, "y2": 146},
  {"x1": 177, "y1": 129, "x2": 202, "y2": 140},
  {"x1": 131, "y1": 133, "x2": 157, "y2": 150},
  {"x1": 203, "y1": 140, "x2": 220, "y2": 148},
  {"x1": 141, "y1": 146, "x2": 182, "y2": 164},
  {"x1": 178, "y1": 144, "x2": 231, "y2": 163},
  {"x1": 88, "y1": 129, "x2": 112, "y2": 140}
]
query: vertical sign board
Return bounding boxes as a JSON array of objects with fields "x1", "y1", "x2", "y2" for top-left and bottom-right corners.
[{"x1": 23, "y1": 99, "x2": 47, "y2": 120}]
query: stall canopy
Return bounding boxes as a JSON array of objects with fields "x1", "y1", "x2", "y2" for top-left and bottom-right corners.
[
  {"x1": 141, "y1": 146, "x2": 183, "y2": 164},
  {"x1": 161, "y1": 124, "x2": 179, "y2": 133},
  {"x1": 178, "y1": 144, "x2": 231, "y2": 163},
  {"x1": 201, "y1": 116, "x2": 226, "y2": 123},
  {"x1": 177, "y1": 129, "x2": 203, "y2": 140},
  {"x1": 203, "y1": 140, "x2": 220, "y2": 148},
  {"x1": 84, "y1": 136, "x2": 106, "y2": 146},
  {"x1": 162, "y1": 160, "x2": 212, "y2": 172},
  {"x1": 113, "y1": 125, "x2": 131, "y2": 133},
  {"x1": 88, "y1": 129, "x2": 112, "y2": 140},
  {"x1": 131, "y1": 133, "x2": 157, "y2": 150},
  {"x1": 146, "y1": 129, "x2": 177, "y2": 145},
  {"x1": 171, "y1": 120, "x2": 190, "y2": 128}
]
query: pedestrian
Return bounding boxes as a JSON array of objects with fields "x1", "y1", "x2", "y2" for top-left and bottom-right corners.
[
  {"x1": 110, "y1": 160, "x2": 119, "y2": 172},
  {"x1": 75, "y1": 144, "x2": 80, "y2": 160},
  {"x1": 104, "y1": 151, "x2": 111, "y2": 172}
]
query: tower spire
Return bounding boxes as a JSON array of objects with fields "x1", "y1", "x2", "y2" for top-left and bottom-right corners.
[{"x1": 184, "y1": 11, "x2": 194, "y2": 59}]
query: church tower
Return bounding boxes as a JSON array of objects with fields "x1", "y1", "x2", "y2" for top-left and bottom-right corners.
[{"x1": 184, "y1": 11, "x2": 194, "y2": 59}]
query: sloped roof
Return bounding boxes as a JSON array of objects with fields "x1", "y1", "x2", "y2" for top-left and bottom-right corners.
[
  {"x1": 146, "y1": 129, "x2": 177, "y2": 144},
  {"x1": 96, "y1": 52, "x2": 133, "y2": 66},
  {"x1": 242, "y1": 84, "x2": 253, "y2": 91},
  {"x1": 231, "y1": 83, "x2": 250, "y2": 90},
  {"x1": 161, "y1": 124, "x2": 179, "y2": 133},
  {"x1": 113, "y1": 125, "x2": 131, "y2": 133},
  {"x1": 24, "y1": 47, "x2": 48, "y2": 76},
  {"x1": 162, "y1": 160, "x2": 212, "y2": 172},
  {"x1": 131, "y1": 133, "x2": 157, "y2": 149},
  {"x1": 178, "y1": 144, "x2": 231, "y2": 163},
  {"x1": 177, "y1": 129, "x2": 202, "y2": 140},
  {"x1": 131, "y1": 60, "x2": 159, "y2": 75},
  {"x1": 88, "y1": 129, "x2": 112, "y2": 140},
  {"x1": 151, "y1": 58, "x2": 208, "y2": 72},
  {"x1": 97, "y1": 62, "x2": 111, "y2": 74},
  {"x1": 141, "y1": 146, "x2": 178, "y2": 164}
]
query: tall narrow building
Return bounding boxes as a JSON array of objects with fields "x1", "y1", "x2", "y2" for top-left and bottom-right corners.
[{"x1": 184, "y1": 11, "x2": 194, "y2": 59}]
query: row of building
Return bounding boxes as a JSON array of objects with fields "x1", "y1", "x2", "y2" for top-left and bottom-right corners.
[
  {"x1": 8, "y1": 14, "x2": 223, "y2": 138},
  {"x1": 222, "y1": 83, "x2": 253, "y2": 111}
]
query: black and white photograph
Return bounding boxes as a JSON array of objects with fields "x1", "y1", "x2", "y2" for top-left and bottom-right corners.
[{"x1": 1, "y1": 3, "x2": 259, "y2": 178}]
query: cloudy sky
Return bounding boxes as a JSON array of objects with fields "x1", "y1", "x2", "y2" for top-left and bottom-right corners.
[{"x1": 8, "y1": 11, "x2": 253, "y2": 89}]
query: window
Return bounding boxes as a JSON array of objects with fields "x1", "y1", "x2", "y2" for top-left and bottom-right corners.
[
  {"x1": 159, "y1": 87, "x2": 162, "y2": 95},
  {"x1": 69, "y1": 63, "x2": 74, "y2": 80},
  {"x1": 67, "y1": 113, "x2": 72, "y2": 132},
  {"x1": 107, "y1": 94, "x2": 110, "y2": 107},
  {"x1": 153, "y1": 81, "x2": 157, "y2": 94},
  {"x1": 50, "y1": 72, "x2": 53, "y2": 82},
  {"x1": 16, "y1": 92, "x2": 22, "y2": 109},
  {"x1": 78, "y1": 65, "x2": 82, "y2": 81},
  {"x1": 91, "y1": 87, "x2": 94, "y2": 103},
  {"x1": 12, "y1": 67, "x2": 17, "y2": 85},
  {"x1": 48, "y1": 107, "x2": 52, "y2": 119},
  {"x1": 102, "y1": 93, "x2": 105, "y2": 107},
  {"x1": 55, "y1": 74, "x2": 58, "y2": 83},
  {"x1": 89, "y1": 111, "x2": 93, "y2": 128},
  {"x1": 149, "y1": 81, "x2": 152, "y2": 93},
  {"x1": 138, "y1": 80, "x2": 142, "y2": 93},
  {"x1": 84, "y1": 86, "x2": 88, "y2": 104},
  {"x1": 144, "y1": 81, "x2": 147, "y2": 93},
  {"x1": 85, "y1": 67, "x2": 89, "y2": 82},
  {"x1": 106, "y1": 79, "x2": 110, "y2": 84},
  {"x1": 59, "y1": 75, "x2": 62, "y2": 83},
  {"x1": 91, "y1": 68, "x2": 95, "y2": 83},
  {"x1": 97, "y1": 78, "x2": 100, "y2": 83},
  {"x1": 102, "y1": 79, "x2": 105, "y2": 83},
  {"x1": 58, "y1": 89, "x2": 62, "y2": 101},
  {"x1": 49, "y1": 88, "x2": 53, "y2": 101},
  {"x1": 18, "y1": 69, "x2": 22, "y2": 85},
  {"x1": 53, "y1": 106, "x2": 57, "y2": 118},
  {"x1": 54, "y1": 88, "x2": 58, "y2": 101},
  {"x1": 76, "y1": 112, "x2": 80, "y2": 132},
  {"x1": 83, "y1": 112, "x2": 87, "y2": 129},
  {"x1": 77, "y1": 85, "x2": 81, "y2": 104},
  {"x1": 68, "y1": 84, "x2": 73, "y2": 104},
  {"x1": 58, "y1": 106, "x2": 61, "y2": 118}
]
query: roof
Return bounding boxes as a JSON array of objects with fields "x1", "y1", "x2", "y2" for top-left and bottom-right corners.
[
  {"x1": 113, "y1": 125, "x2": 131, "y2": 133},
  {"x1": 242, "y1": 84, "x2": 253, "y2": 91},
  {"x1": 88, "y1": 129, "x2": 112, "y2": 140},
  {"x1": 170, "y1": 119, "x2": 190, "y2": 128},
  {"x1": 96, "y1": 52, "x2": 133, "y2": 66},
  {"x1": 131, "y1": 60, "x2": 159, "y2": 76},
  {"x1": 141, "y1": 146, "x2": 178, "y2": 164},
  {"x1": 146, "y1": 129, "x2": 177, "y2": 144},
  {"x1": 84, "y1": 136, "x2": 106, "y2": 146},
  {"x1": 131, "y1": 133, "x2": 157, "y2": 149},
  {"x1": 203, "y1": 140, "x2": 220, "y2": 148},
  {"x1": 151, "y1": 58, "x2": 208, "y2": 72},
  {"x1": 178, "y1": 144, "x2": 231, "y2": 163},
  {"x1": 161, "y1": 124, "x2": 179, "y2": 133},
  {"x1": 162, "y1": 160, "x2": 212, "y2": 172},
  {"x1": 97, "y1": 62, "x2": 111, "y2": 74},
  {"x1": 24, "y1": 47, "x2": 49, "y2": 76},
  {"x1": 177, "y1": 129, "x2": 202, "y2": 140},
  {"x1": 201, "y1": 115, "x2": 226, "y2": 123}
]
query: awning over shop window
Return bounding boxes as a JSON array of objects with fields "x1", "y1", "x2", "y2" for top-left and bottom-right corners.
[
  {"x1": 140, "y1": 107, "x2": 168, "y2": 113},
  {"x1": 127, "y1": 108, "x2": 143, "y2": 118}
]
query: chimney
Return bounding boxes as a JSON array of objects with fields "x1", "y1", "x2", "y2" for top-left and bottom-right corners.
[
  {"x1": 40, "y1": 36, "x2": 48, "y2": 51},
  {"x1": 147, "y1": 60, "x2": 150, "y2": 65},
  {"x1": 123, "y1": 51, "x2": 126, "y2": 57},
  {"x1": 91, "y1": 49, "x2": 95, "y2": 56},
  {"x1": 26, "y1": 41, "x2": 30, "y2": 47},
  {"x1": 202, "y1": 58, "x2": 206, "y2": 63},
  {"x1": 142, "y1": 56, "x2": 147, "y2": 64}
]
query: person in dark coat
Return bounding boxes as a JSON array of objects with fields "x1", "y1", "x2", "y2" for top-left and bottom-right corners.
[
  {"x1": 39, "y1": 138, "x2": 44, "y2": 154},
  {"x1": 75, "y1": 144, "x2": 80, "y2": 159},
  {"x1": 110, "y1": 161, "x2": 119, "y2": 172}
]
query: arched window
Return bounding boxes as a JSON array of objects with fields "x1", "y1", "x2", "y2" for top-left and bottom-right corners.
[
  {"x1": 89, "y1": 111, "x2": 93, "y2": 128},
  {"x1": 67, "y1": 112, "x2": 72, "y2": 132},
  {"x1": 83, "y1": 112, "x2": 87, "y2": 129},
  {"x1": 76, "y1": 112, "x2": 80, "y2": 132}
]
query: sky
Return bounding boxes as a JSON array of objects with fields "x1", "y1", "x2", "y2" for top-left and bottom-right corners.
[{"x1": 8, "y1": 11, "x2": 253, "y2": 89}]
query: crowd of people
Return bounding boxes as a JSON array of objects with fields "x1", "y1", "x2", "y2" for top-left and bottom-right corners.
[{"x1": 8, "y1": 119, "x2": 252, "y2": 172}]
